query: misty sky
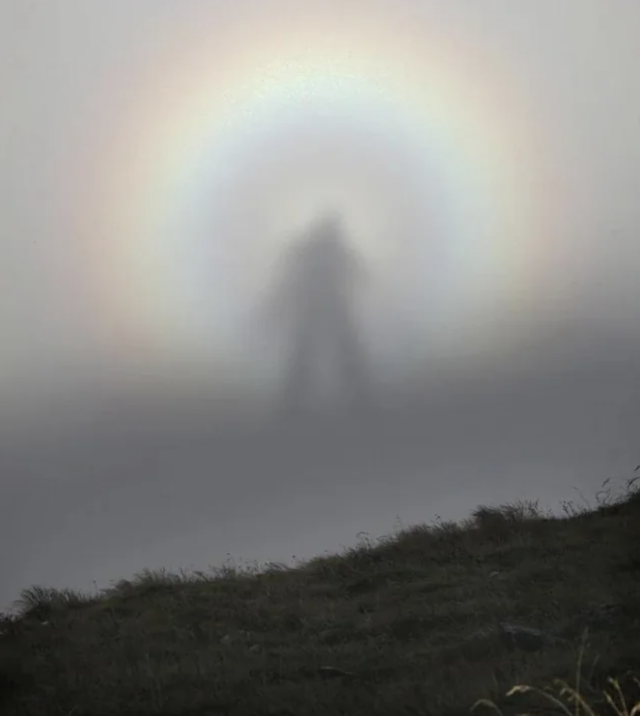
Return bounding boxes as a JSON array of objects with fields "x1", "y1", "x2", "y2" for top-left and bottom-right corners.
[{"x1": 1, "y1": 1, "x2": 639, "y2": 609}]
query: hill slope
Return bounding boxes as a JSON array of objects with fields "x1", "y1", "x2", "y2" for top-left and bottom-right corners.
[{"x1": 1, "y1": 483, "x2": 639, "y2": 716}]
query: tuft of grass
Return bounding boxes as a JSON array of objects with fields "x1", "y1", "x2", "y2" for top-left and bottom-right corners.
[
  {"x1": 473, "y1": 638, "x2": 640, "y2": 716},
  {"x1": 0, "y1": 474, "x2": 638, "y2": 715},
  {"x1": 13, "y1": 584, "x2": 96, "y2": 620},
  {"x1": 470, "y1": 499, "x2": 548, "y2": 543}
]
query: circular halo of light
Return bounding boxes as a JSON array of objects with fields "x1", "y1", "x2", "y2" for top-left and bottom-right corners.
[{"x1": 74, "y1": 1, "x2": 559, "y2": 391}]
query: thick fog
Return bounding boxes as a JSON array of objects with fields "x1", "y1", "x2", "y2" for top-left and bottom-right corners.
[{"x1": 1, "y1": 1, "x2": 639, "y2": 609}]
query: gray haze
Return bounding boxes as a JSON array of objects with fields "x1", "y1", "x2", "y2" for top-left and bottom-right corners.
[{"x1": 1, "y1": 1, "x2": 640, "y2": 609}]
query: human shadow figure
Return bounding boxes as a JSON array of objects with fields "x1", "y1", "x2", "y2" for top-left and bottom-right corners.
[{"x1": 262, "y1": 212, "x2": 372, "y2": 417}]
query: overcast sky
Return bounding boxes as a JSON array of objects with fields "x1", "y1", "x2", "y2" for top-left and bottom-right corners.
[{"x1": 1, "y1": 1, "x2": 639, "y2": 609}]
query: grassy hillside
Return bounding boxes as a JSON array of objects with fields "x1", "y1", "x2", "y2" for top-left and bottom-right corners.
[{"x1": 1, "y1": 477, "x2": 639, "y2": 716}]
